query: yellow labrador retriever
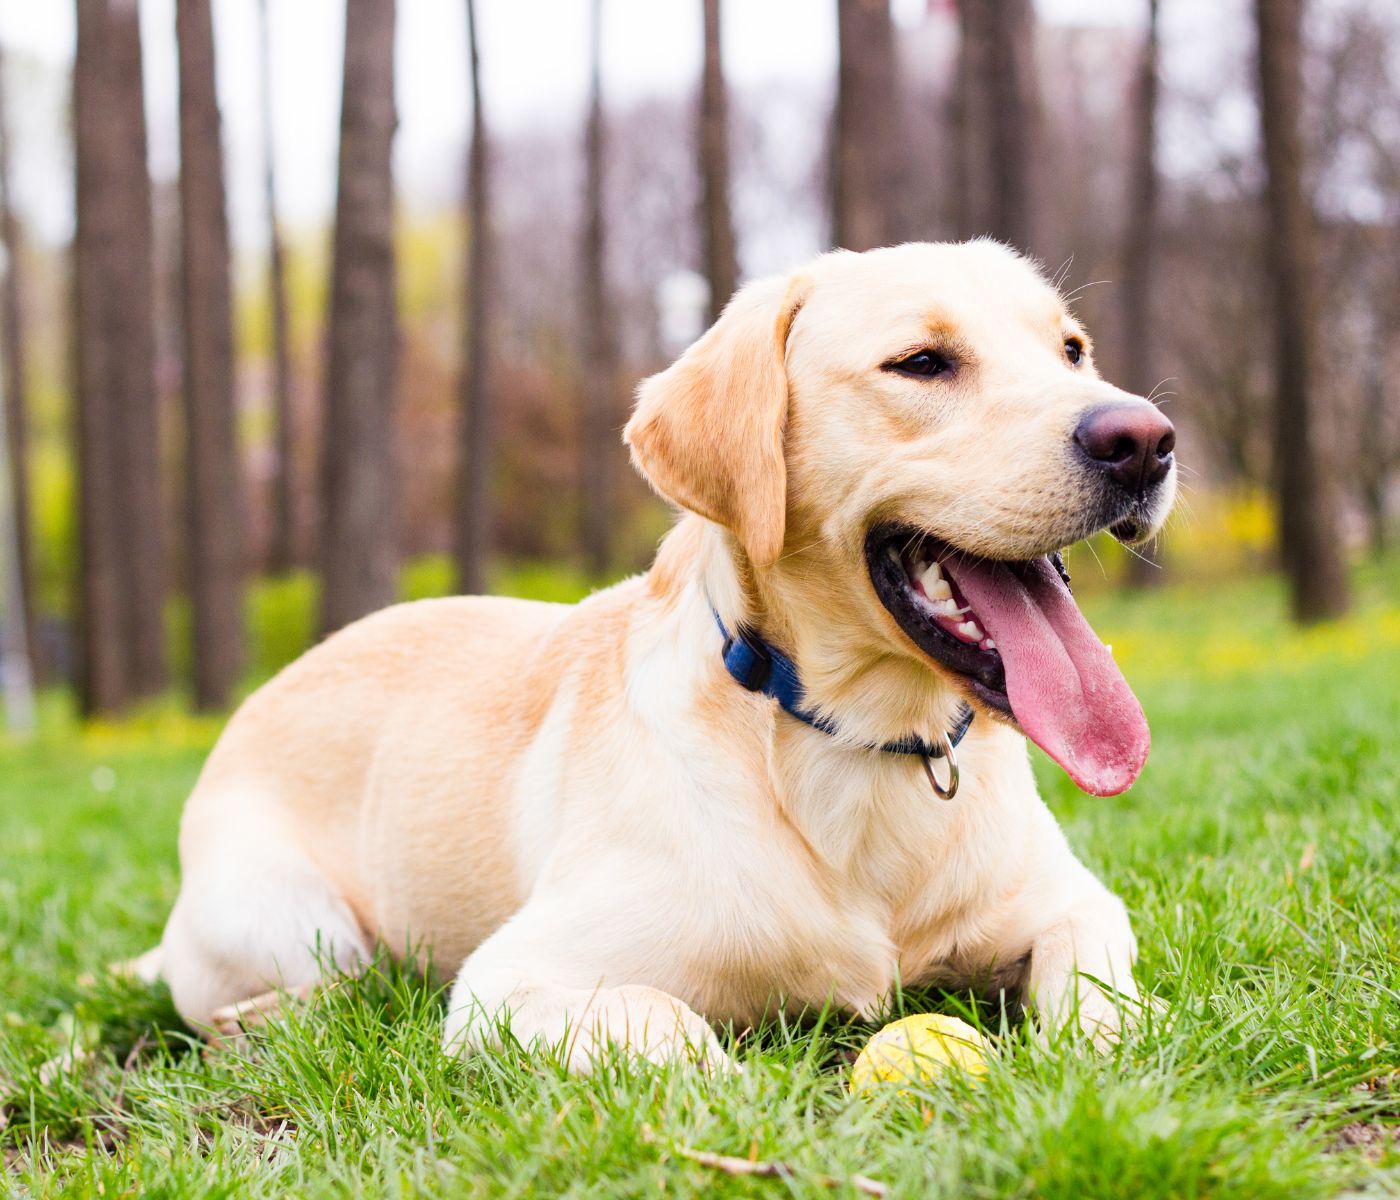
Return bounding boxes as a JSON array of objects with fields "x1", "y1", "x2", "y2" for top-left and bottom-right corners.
[{"x1": 149, "y1": 240, "x2": 1176, "y2": 1068}]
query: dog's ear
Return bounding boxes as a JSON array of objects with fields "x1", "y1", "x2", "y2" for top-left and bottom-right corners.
[{"x1": 625, "y1": 273, "x2": 811, "y2": 566}]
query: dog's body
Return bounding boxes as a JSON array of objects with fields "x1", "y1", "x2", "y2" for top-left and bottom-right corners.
[{"x1": 154, "y1": 242, "x2": 1175, "y2": 1067}]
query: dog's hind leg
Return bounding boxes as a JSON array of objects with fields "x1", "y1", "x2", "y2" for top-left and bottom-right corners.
[
  {"x1": 113, "y1": 944, "x2": 165, "y2": 983},
  {"x1": 77, "y1": 944, "x2": 165, "y2": 989},
  {"x1": 159, "y1": 797, "x2": 369, "y2": 1035}
]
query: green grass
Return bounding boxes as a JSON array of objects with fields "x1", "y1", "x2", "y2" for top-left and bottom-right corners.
[{"x1": 2, "y1": 560, "x2": 1399, "y2": 1197}]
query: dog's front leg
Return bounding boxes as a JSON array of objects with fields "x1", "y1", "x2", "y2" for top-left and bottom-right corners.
[
  {"x1": 1023, "y1": 885, "x2": 1139, "y2": 1046},
  {"x1": 442, "y1": 918, "x2": 730, "y2": 1073}
]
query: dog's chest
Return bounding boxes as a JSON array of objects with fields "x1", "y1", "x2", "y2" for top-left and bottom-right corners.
[
  {"x1": 680, "y1": 853, "x2": 1017, "y2": 1024},
  {"x1": 679, "y1": 759, "x2": 1032, "y2": 1022}
]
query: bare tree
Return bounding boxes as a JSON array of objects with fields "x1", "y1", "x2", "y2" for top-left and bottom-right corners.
[
  {"x1": 956, "y1": 0, "x2": 1039, "y2": 250},
  {"x1": 0, "y1": 356, "x2": 32, "y2": 734},
  {"x1": 0, "y1": 37, "x2": 36, "y2": 676},
  {"x1": 1163, "y1": 212, "x2": 1273, "y2": 488},
  {"x1": 1309, "y1": 7, "x2": 1400, "y2": 558},
  {"x1": 832, "y1": 0, "x2": 898, "y2": 251},
  {"x1": 1121, "y1": 0, "x2": 1163, "y2": 587},
  {"x1": 73, "y1": 0, "x2": 167, "y2": 713},
  {"x1": 176, "y1": 0, "x2": 244, "y2": 709},
  {"x1": 579, "y1": 0, "x2": 618, "y2": 577},
  {"x1": 0, "y1": 153, "x2": 31, "y2": 732},
  {"x1": 319, "y1": 0, "x2": 399, "y2": 636},
  {"x1": 258, "y1": 0, "x2": 296, "y2": 574},
  {"x1": 73, "y1": 0, "x2": 122, "y2": 712},
  {"x1": 1354, "y1": 231, "x2": 1400, "y2": 558},
  {"x1": 454, "y1": 0, "x2": 494, "y2": 595},
  {"x1": 698, "y1": 0, "x2": 738, "y2": 320},
  {"x1": 1355, "y1": 301, "x2": 1393, "y2": 557},
  {"x1": 1254, "y1": 0, "x2": 1350, "y2": 621}
]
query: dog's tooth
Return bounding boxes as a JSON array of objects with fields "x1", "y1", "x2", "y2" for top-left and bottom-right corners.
[
  {"x1": 957, "y1": 620, "x2": 982, "y2": 640},
  {"x1": 918, "y1": 571, "x2": 952, "y2": 599},
  {"x1": 982, "y1": 637, "x2": 997, "y2": 651},
  {"x1": 934, "y1": 598, "x2": 960, "y2": 617}
]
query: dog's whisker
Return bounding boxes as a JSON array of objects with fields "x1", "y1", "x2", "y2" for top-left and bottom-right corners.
[
  {"x1": 1082, "y1": 537, "x2": 1110, "y2": 580},
  {"x1": 1118, "y1": 539, "x2": 1162, "y2": 570},
  {"x1": 1062, "y1": 278, "x2": 1113, "y2": 305},
  {"x1": 776, "y1": 538, "x2": 826, "y2": 564},
  {"x1": 1146, "y1": 377, "x2": 1180, "y2": 405}
]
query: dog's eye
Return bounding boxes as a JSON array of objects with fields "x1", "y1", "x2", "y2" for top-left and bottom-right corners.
[
  {"x1": 1064, "y1": 337, "x2": 1085, "y2": 366},
  {"x1": 890, "y1": 350, "x2": 951, "y2": 378}
]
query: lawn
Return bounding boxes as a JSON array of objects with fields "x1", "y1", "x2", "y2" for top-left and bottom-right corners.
[{"x1": 2, "y1": 557, "x2": 1398, "y2": 1198}]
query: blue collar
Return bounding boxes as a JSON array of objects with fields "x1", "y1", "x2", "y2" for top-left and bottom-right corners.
[{"x1": 713, "y1": 609, "x2": 974, "y2": 759}]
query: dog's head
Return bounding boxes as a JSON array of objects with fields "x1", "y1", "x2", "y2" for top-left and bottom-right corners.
[{"x1": 626, "y1": 241, "x2": 1176, "y2": 796}]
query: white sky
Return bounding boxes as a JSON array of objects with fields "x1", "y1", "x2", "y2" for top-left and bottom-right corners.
[{"x1": 1, "y1": 0, "x2": 1148, "y2": 248}]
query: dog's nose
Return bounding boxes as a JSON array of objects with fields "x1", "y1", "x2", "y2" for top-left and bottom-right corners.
[{"x1": 1073, "y1": 402, "x2": 1175, "y2": 493}]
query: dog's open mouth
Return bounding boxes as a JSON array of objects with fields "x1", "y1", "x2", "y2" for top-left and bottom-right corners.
[{"x1": 865, "y1": 524, "x2": 1150, "y2": 796}]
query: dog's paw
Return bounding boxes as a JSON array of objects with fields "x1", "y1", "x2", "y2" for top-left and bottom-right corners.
[
  {"x1": 575, "y1": 984, "x2": 735, "y2": 1075},
  {"x1": 1074, "y1": 985, "x2": 1128, "y2": 1050},
  {"x1": 445, "y1": 982, "x2": 735, "y2": 1075},
  {"x1": 1028, "y1": 967, "x2": 1143, "y2": 1052}
]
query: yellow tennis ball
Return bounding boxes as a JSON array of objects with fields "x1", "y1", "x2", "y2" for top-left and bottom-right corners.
[{"x1": 849, "y1": 1014, "x2": 991, "y2": 1095}]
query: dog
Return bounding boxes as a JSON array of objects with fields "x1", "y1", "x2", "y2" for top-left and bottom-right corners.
[{"x1": 143, "y1": 240, "x2": 1176, "y2": 1069}]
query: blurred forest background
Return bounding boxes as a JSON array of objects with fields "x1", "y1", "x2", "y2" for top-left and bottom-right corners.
[{"x1": 0, "y1": 0, "x2": 1395, "y2": 722}]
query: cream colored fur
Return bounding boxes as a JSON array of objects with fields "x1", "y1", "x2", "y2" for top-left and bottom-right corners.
[{"x1": 154, "y1": 241, "x2": 1170, "y2": 1069}]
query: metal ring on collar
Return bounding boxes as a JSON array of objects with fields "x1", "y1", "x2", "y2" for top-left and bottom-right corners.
[{"x1": 921, "y1": 733, "x2": 959, "y2": 801}]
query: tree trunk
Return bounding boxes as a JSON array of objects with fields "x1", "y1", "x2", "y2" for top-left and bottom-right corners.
[
  {"x1": 454, "y1": 0, "x2": 493, "y2": 596},
  {"x1": 832, "y1": 0, "x2": 898, "y2": 251},
  {"x1": 1358, "y1": 322, "x2": 1389, "y2": 560},
  {"x1": 176, "y1": 0, "x2": 244, "y2": 710},
  {"x1": 1254, "y1": 0, "x2": 1350, "y2": 622},
  {"x1": 0, "y1": 328, "x2": 33, "y2": 734},
  {"x1": 73, "y1": 0, "x2": 166, "y2": 713},
  {"x1": 698, "y1": 0, "x2": 738, "y2": 321},
  {"x1": 1361, "y1": 387, "x2": 1387, "y2": 559},
  {"x1": 1364, "y1": 477, "x2": 1386, "y2": 559},
  {"x1": 258, "y1": 0, "x2": 296, "y2": 574},
  {"x1": 318, "y1": 0, "x2": 399, "y2": 636},
  {"x1": 579, "y1": 0, "x2": 617, "y2": 578},
  {"x1": 951, "y1": 0, "x2": 984, "y2": 240},
  {"x1": 0, "y1": 38, "x2": 38, "y2": 677},
  {"x1": 0, "y1": 69, "x2": 33, "y2": 733},
  {"x1": 107, "y1": 0, "x2": 166, "y2": 700},
  {"x1": 73, "y1": 0, "x2": 123, "y2": 712},
  {"x1": 1121, "y1": 0, "x2": 1163, "y2": 589},
  {"x1": 956, "y1": 0, "x2": 1038, "y2": 251}
]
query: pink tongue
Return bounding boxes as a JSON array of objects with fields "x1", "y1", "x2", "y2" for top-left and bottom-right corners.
[{"x1": 943, "y1": 557, "x2": 1149, "y2": 795}]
